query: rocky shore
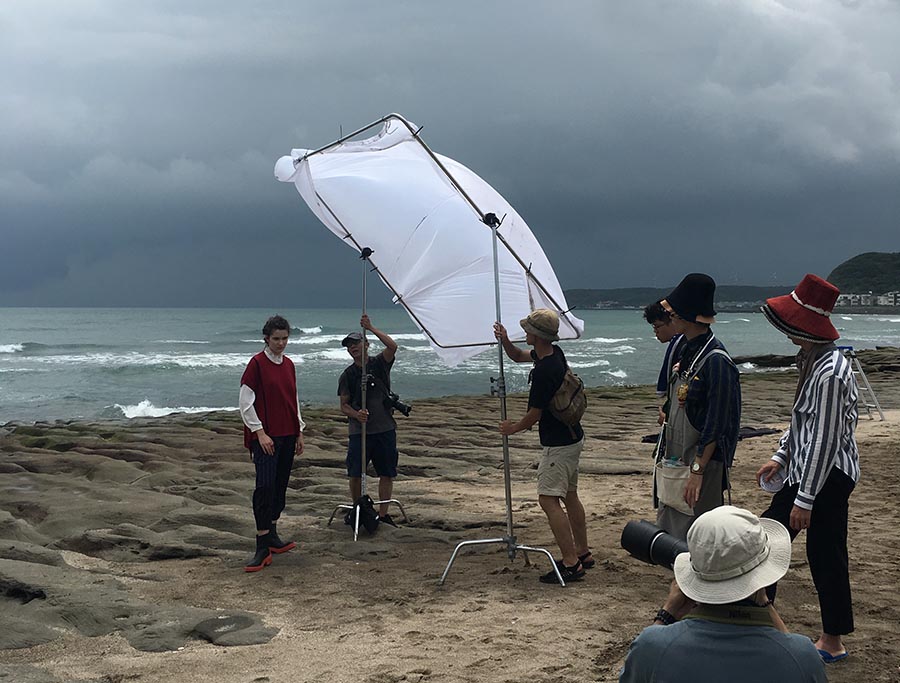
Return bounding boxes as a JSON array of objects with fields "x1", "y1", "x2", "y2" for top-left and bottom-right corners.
[{"x1": 2, "y1": 348, "x2": 899, "y2": 682}]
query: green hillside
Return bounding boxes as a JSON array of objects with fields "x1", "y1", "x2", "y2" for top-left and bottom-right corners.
[{"x1": 827, "y1": 252, "x2": 900, "y2": 294}]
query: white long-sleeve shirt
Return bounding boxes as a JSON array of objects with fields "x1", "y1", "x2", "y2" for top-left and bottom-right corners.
[
  {"x1": 771, "y1": 348, "x2": 859, "y2": 510},
  {"x1": 239, "y1": 346, "x2": 305, "y2": 434}
]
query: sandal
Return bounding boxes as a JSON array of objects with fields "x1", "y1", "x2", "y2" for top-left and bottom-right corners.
[
  {"x1": 539, "y1": 559, "x2": 585, "y2": 584},
  {"x1": 578, "y1": 551, "x2": 596, "y2": 569}
]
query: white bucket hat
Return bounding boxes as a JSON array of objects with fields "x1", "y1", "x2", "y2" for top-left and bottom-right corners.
[{"x1": 673, "y1": 506, "x2": 791, "y2": 605}]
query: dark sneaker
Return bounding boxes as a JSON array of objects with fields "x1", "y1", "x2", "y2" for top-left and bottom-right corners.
[
  {"x1": 578, "y1": 551, "x2": 596, "y2": 569},
  {"x1": 539, "y1": 559, "x2": 585, "y2": 584},
  {"x1": 244, "y1": 546, "x2": 272, "y2": 573},
  {"x1": 379, "y1": 514, "x2": 399, "y2": 528}
]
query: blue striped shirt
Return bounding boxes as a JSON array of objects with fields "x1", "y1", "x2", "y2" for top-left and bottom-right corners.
[
  {"x1": 676, "y1": 333, "x2": 741, "y2": 466},
  {"x1": 771, "y1": 348, "x2": 860, "y2": 510}
]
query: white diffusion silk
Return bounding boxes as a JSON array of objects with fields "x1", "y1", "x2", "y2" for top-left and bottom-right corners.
[{"x1": 275, "y1": 116, "x2": 584, "y2": 366}]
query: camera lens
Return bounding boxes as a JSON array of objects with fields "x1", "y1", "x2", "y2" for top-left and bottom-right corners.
[{"x1": 620, "y1": 520, "x2": 688, "y2": 570}]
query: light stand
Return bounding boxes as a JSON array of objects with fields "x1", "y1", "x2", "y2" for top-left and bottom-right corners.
[
  {"x1": 439, "y1": 214, "x2": 564, "y2": 586},
  {"x1": 293, "y1": 114, "x2": 565, "y2": 578},
  {"x1": 327, "y1": 247, "x2": 408, "y2": 540}
]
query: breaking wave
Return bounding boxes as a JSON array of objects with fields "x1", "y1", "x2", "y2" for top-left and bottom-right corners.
[{"x1": 112, "y1": 400, "x2": 238, "y2": 419}]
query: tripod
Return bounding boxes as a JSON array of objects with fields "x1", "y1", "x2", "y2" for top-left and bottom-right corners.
[
  {"x1": 439, "y1": 215, "x2": 564, "y2": 586},
  {"x1": 327, "y1": 247, "x2": 408, "y2": 540}
]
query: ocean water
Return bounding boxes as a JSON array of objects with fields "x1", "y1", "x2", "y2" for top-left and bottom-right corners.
[{"x1": 2, "y1": 307, "x2": 899, "y2": 424}]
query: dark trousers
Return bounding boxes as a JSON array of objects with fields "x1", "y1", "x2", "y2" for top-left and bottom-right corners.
[
  {"x1": 762, "y1": 468, "x2": 855, "y2": 635},
  {"x1": 251, "y1": 435, "x2": 296, "y2": 532}
]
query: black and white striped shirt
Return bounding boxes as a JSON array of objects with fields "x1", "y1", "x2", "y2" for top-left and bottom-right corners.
[{"x1": 771, "y1": 348, "x2": 860, "y2": 510}]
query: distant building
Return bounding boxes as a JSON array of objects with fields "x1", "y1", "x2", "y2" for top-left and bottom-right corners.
[
  {"x1": 878, "y1": 291, "x2": 900, "y2": 306},
  {"x1": 835, "y1": 290, "x2": 899, "y2": 308}
]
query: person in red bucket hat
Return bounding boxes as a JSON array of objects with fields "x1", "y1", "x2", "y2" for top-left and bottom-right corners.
[
  {"x1": 757, "y1": 273, "x2": 860, "y2": 664},
  {"x1": 760, "y1": 273, "x2": 840, "y2": 342}
]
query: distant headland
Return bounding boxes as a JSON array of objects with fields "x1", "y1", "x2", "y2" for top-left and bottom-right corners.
[{"x1": 565, "y1": 251, "x2": 900, "y2": 313}]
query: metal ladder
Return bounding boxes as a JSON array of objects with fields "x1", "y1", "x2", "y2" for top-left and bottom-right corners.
[{"x1": 839, "y1": 346, "x2": 885, "y2": 421}]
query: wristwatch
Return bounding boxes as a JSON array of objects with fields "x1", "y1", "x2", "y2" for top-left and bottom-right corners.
[{"x1": 690, "y1": 461, "x2": 705, "y2": 475}]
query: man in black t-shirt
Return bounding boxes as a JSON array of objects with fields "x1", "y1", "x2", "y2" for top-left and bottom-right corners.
[
  {"x1": 338, "y1": 315, "x2": 400, "y2": 526},
  {"x1": 494, "y1": 309, "x2": 593, "y2": 584}
]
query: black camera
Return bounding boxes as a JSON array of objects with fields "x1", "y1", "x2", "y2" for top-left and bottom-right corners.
[
  {"x1": 620, "y1": 520, "x2": 688, "y2": 570},
  {"x1": 386, "y1": 390, "x2": 412, "y2": 417}
]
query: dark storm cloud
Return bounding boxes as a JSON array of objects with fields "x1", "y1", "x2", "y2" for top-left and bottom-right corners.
[{"x1": 2, "y1": 1, "x2": 899, "y2": 306}]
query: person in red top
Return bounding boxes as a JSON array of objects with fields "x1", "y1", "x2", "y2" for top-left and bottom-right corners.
[{"x1": 239, "y1": 315, "x2": 305, "y2": 572}]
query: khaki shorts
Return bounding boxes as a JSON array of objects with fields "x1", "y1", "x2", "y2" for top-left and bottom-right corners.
[{"x1": 537, "y1": 439, "x2": 584, "y2": 497}]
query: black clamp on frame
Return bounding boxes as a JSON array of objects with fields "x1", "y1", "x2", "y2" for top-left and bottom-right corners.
[
  {"x1": 483, "y1": 212, "x2": 501, "y2": 228},
  {"x1": 360, "y1": 247, "x2": 374, "y2": 260}
]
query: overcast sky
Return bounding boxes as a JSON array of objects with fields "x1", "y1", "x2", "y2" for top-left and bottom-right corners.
[{"x1": 2, "y1": 1, "x2": 899, "y2": 307}]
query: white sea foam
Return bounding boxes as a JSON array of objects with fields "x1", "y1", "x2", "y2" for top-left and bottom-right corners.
[
  {"x1": 294, "y1": 334, "x2": 353, "y2": 345},
  {"x1": 297, "y1": 325, "x2": 322, "y2": 334},
  {"x1": 0, "y1": 344, "x2": 24, "y2": 354},
  {"x1": 605, "y1": 369, "x2": 628, "y2": 379},
  {"x1": 295, "y1": 332, "x2": 427, "y2": 346},
  {"x1": 31, "y1": 352, "x2": 252, "y2": 368},
  {"x1": 841, "y1": 316, "x2": 853, "y2": 321},
  {"x1": 155, "y1": 340, "x2": 211, "y2": 344},
  {"x1": 308, "y1": 348, "x2": 355, "y2": 362},
  {"x1": 748, "y1": 366, "x2": 795, "y2": 374},
  {"x1": 114, "y1": 399, "x2": 238, "y2": 419},
  {"x1": 569, "y1": 360, "x2": 611, "y2": 369},
  {"x1": 740, "y1": 362, "x2": 757, "y2": 370},
  {"x1": 597, "y1": 345, "x2": 636, "y2": 355},
  {"x1": 875, "y1": 318, "x2": 900, "y2": 323},
  {"x1": 582, "y1": 337, "x2": 635, "y2": 343}
]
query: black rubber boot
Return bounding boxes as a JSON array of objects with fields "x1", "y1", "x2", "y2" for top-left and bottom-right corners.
[
  {"x1": 244, "y1": 533, "x2": 273, "y2": 572},
  {"x1": 268, "y1": 522, "x2": 296, "y2": 554}
]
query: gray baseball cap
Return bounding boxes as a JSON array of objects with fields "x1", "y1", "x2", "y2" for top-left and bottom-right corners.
[{"x1": 341, "y1": 332, "x2": 364, "y2": 347}]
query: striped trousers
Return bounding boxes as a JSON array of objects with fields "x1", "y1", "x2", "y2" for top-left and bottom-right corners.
[{"x1": 250, "y1": 435, "x2": 296, "y2": 531}]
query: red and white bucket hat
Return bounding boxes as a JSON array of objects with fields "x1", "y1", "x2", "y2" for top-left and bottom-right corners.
[{"x1": 761, "y1": 274, "x2": 840, "y2": 342}]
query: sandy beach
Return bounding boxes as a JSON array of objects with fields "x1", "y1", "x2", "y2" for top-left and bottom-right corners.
[{"x1": 2, "y1": 349, "x2": 899, "y2": 683}]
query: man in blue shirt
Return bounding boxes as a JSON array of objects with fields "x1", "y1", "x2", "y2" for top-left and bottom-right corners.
[{"x1": 620, "y1": 506, "x2": 826, "y2": 683}]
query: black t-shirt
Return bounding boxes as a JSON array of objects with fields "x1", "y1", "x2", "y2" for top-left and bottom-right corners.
[
  {"x1": 528, "y1": 345, "x2": 584, "y2": 447},
  {"x1": 338, "y1": 353, "x2": 397, "y2": 436}
]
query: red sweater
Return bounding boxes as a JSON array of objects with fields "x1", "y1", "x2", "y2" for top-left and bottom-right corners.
[{"x1": 241, "y1": 351, "x2": 300, "y2": 449}]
